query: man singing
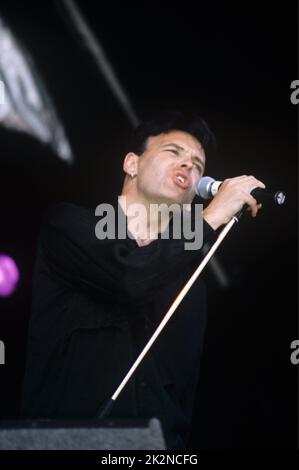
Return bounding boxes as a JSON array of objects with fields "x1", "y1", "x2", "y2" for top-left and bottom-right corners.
[{"x1": 21, "y1": 110, "x2": 265, "y2": 449}]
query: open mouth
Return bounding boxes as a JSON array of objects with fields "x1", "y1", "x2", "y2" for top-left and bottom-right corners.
[{"x1": 173, "y1": 172, "x2": 190, "y2": 189}]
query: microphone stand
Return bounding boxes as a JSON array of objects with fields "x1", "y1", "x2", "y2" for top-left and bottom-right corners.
[{"x1": 97, "y1": 211, "x2": 242, "y2": 419}]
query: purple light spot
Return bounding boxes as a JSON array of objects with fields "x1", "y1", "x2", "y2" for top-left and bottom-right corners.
[{"x1": 0, "y1": 254, "x2": 20, "y2": 297}]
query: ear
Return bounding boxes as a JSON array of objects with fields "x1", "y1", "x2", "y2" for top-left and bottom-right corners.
[{"x1": 123, "y1": 152, "x2": 139, "y2": 176}]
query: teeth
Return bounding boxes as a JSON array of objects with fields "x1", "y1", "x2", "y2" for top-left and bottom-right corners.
[{"x1": 177, "y1": 176, "x2": 185, "y2": 183}]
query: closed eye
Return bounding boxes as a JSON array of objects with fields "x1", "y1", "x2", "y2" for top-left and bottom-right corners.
[
  {"x1": 164, "y1": 148, "x2": 203, "y2": 173},
  {"x1": 165, "y1": 149, "x2": 179, "y2": 155},
  {"x1": 193, "y1": 162, "x2": 202, "y2": 172}
]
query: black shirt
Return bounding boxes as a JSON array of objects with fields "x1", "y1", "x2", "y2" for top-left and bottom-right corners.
[{"x1": 21, "y1": 199, "x2": 217, "y2": 449}]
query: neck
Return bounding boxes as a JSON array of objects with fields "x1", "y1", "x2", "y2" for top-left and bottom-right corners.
[{"x1": 119, "y1": 191, "x2": 172, "y2": 246}]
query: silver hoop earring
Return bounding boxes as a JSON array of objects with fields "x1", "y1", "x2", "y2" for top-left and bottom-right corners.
[{"x1": 131, "y1": 173, "x2": 135, "y2": 179}]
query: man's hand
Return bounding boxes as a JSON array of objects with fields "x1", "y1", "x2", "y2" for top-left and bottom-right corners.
[{"x1": 203, "y1": 175, "x2": 266, "y2": 230}]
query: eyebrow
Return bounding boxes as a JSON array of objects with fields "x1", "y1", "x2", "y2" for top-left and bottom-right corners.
[{"x1": 161, "y1": 143, "x2": 205, "y2": 168}]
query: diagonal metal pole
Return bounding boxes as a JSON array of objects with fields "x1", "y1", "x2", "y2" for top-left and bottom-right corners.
[
  {"x1": 97, "y1": 214, "x2": 239, "y2": 418},
  {"x1": 61, "y1": 0, "x2": 139, "y2": 127}
]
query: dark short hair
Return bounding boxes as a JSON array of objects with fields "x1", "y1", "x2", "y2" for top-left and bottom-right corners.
[{"x1": 127, "y1": 110, "x2": 216, "y2": 158}]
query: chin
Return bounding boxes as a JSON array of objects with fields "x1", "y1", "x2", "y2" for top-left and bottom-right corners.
[
  {"x1": 158, "y1": 193, "x2": 190, "y2": 206},
  {"x1": 147, "y1": 186, "x2": 192, "y2": 206}
]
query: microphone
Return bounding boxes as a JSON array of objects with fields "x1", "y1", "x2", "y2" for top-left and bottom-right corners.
[{"x1": 196, "y1": 176, "x2": 286, "y2": 205}]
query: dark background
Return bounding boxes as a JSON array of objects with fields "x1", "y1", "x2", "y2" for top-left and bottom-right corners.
[{"x1": 0, "y1": 1, "x2": 297, "y2": 449}]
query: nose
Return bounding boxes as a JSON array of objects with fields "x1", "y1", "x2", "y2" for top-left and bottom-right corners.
[{"x1": 179, "y1": 155, "x2": 193, "y2": 170}]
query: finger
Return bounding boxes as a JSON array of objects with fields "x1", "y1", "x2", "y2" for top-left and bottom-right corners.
[
  {"x1": 239, "y1": 175, "x2": 266, "y2": 190},
  {"x1": 248, "y1": 176, "x2": 266, "y2": 189},
  {"x1": 253, "y1": 181, "x2": 266, "y2": 190},
  {"x1": 243, "y1": 194, "x2": 259, "y2": 217},
  {"x1": 249, "y1": 184, "x2": 266, "y2": 195}
]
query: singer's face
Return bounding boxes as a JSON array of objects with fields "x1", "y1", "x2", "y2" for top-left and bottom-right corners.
[{"x1": 135, "y1": 131, "x2": 205, "y2": 205}]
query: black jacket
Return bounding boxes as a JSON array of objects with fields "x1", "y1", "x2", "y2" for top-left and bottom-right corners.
[{"x1": 21, "y1": 200, "x2": 216, "y2": 449}]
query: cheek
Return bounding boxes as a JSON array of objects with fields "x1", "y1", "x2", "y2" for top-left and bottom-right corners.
[
  {"x1": 140, "y1": 159, "x2": 168, "y2": 181},
  {"x1": 191, "y1": 173, "x2": 199, "y2": 189},
  {"x1": 137, "y1": 164, "x2": 160, "y2": 191}
]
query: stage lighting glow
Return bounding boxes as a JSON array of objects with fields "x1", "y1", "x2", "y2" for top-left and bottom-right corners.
[
  {"x1": 0, "y1": 16, "x2": 73, "y2": 163},
  {"x1": 0, "y1": 254, "x2": 20, "y2": 297}
]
